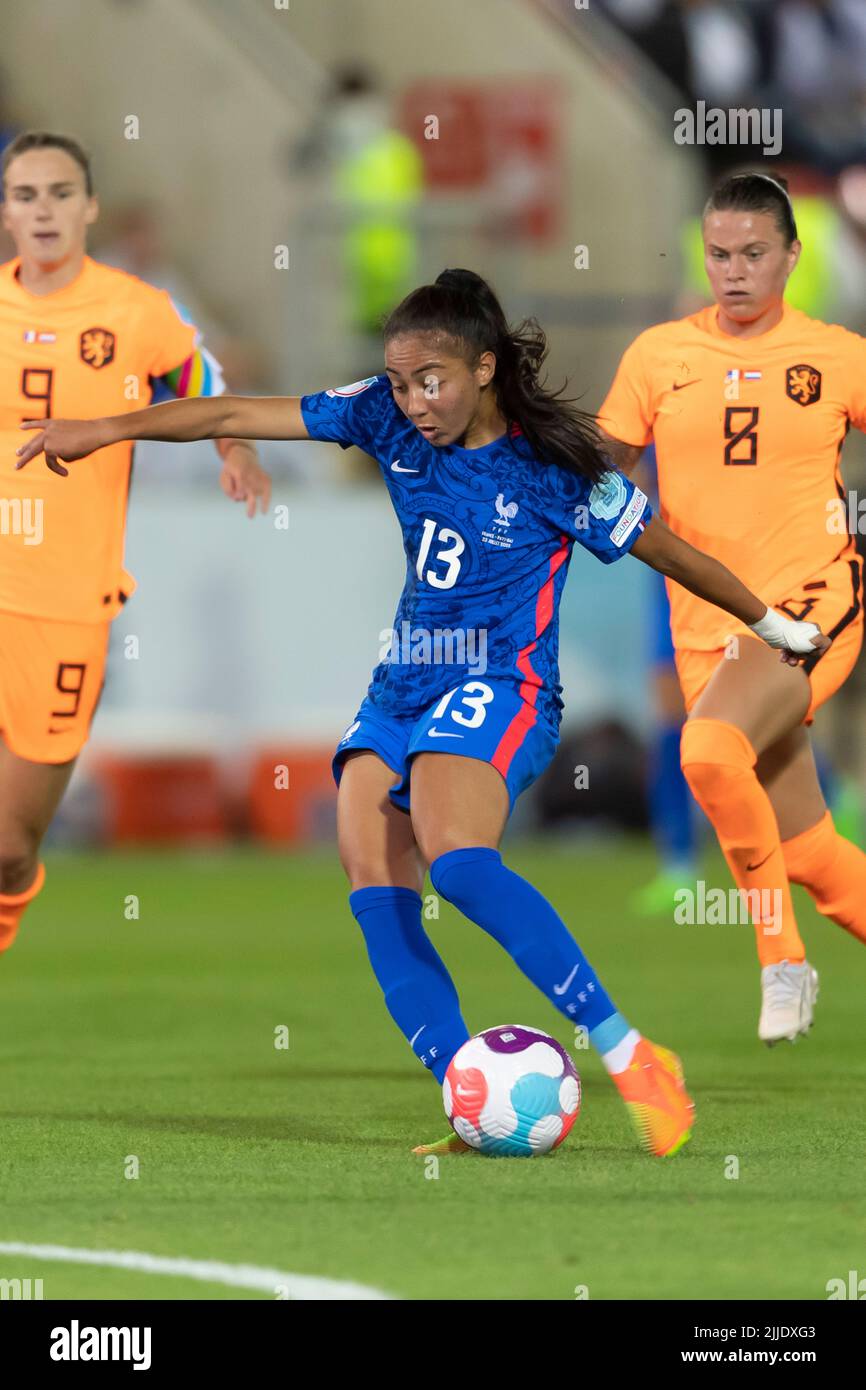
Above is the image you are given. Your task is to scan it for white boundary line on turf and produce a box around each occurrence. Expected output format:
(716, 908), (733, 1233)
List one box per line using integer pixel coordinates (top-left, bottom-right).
(0, 1243), (393, 1301)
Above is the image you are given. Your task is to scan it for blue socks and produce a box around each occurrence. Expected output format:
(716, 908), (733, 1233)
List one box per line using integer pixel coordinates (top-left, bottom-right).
(429, 846), (627, 1050)
(350, 850), (635, 1087)
(349, 886), (469, 1083)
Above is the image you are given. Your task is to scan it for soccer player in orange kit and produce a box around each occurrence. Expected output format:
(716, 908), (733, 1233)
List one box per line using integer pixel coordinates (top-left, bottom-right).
(597, 172), (866, 1045)
(0, 130), (270, 955)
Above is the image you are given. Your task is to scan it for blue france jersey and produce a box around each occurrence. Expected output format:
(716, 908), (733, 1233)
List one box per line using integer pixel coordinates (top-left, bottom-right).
(301, 375), (652, 732)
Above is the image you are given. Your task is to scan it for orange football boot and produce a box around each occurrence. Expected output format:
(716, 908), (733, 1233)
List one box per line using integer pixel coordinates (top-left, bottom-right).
(610, 1039), (694, 1157)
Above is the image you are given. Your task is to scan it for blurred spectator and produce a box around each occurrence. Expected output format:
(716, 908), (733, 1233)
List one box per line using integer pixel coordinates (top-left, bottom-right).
(290, 65), (423, 365)
(680, 0), (760, 106)
(96, 200), (265, 391)
(596, 0), (691, 96)
(756, 0), (866, 173)
(599, 0), (866, 175)
(98, 201), (209, 321)
(597, 1), (761, 172)
(769, 0), (866, 109)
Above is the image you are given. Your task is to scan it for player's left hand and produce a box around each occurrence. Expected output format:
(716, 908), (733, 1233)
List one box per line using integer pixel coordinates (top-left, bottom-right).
(749, 607), (832, 665)
(219, 443), (271, 517)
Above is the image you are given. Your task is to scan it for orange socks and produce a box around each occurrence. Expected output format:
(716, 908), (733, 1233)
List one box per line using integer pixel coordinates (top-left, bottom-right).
(782, 811), (866, 946)
(680, 719), (804, 966)
(0, 862), (46, 953)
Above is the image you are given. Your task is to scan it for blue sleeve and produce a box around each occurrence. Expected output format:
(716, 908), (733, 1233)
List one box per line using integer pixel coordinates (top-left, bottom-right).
(300, 374), (394, 453)
(550, 467), (653, 564)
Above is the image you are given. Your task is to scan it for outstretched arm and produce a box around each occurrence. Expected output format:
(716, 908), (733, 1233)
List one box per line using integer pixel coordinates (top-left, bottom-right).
(16, 395), (309, 475)
(630, 515), (831, 665)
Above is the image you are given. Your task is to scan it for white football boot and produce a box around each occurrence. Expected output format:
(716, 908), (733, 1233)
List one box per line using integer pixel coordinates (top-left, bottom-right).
(758, 960), (819, 1045)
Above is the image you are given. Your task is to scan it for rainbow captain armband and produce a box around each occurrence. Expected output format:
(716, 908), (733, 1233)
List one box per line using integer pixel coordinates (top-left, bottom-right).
(158, 345), (225, 400)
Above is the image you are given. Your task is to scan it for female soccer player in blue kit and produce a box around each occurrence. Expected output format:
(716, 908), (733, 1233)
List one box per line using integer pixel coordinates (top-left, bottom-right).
(18, 269), (827, 1157)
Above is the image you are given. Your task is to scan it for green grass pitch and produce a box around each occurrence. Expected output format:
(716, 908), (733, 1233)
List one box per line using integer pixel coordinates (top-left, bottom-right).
(1, 838), (864, 1300)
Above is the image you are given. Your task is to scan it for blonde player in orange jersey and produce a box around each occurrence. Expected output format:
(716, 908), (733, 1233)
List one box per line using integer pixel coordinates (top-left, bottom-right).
(597, 172), (866, 1045)
(0, 131), (271, 956)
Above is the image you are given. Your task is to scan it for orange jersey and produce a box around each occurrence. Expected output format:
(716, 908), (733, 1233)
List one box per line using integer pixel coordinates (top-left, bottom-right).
(0, 255), (207, 623)
(598, 302), (866, 650)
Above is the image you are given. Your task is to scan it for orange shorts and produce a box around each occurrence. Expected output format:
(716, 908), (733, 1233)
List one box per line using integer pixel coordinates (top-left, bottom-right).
(0, 609), (110, 763)
(674, 554), (864, 722)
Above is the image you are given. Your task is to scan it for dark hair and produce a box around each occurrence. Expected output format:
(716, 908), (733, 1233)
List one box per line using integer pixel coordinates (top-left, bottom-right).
(1, 131), (94, 197)
(382, 268), (610, 483)
(703, 172), (797, 245)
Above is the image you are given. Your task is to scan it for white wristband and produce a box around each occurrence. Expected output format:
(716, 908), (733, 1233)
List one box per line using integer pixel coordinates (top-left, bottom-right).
(749, 607), (820, 654)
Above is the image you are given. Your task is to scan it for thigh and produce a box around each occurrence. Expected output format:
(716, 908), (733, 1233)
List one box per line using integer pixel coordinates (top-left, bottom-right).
(405, 678), (557, 837)
(410, 753), (510, 863)
(336, 750), (424, 892)
(0, 736), (76, 841)
(688, 635), (811, 755)
(755, 726), (827, 841)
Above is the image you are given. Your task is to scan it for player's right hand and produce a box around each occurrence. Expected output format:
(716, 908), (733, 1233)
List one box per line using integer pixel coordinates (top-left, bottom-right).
(16, 418), (109, 476)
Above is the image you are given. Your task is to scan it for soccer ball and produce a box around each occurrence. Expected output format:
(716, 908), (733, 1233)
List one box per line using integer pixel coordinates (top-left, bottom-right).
(443, 1024), (581, 1157)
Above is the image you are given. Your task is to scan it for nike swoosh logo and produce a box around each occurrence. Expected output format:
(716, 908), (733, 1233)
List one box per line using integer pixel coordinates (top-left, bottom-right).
(747, 851), (773, 871)
(409, 1025), (425, 1047)
(553, 964), (579, 995)
(427, 728), (464, 739)
(672, 380), (701, 391)
(391, 460), (419, 473)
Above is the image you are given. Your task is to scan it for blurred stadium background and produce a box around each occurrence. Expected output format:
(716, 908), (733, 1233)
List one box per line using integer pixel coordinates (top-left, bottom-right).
(1, 0), (864, 856)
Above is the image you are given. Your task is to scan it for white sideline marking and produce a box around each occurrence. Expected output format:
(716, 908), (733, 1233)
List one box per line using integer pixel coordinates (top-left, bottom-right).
(0, 1242), (393, 1300)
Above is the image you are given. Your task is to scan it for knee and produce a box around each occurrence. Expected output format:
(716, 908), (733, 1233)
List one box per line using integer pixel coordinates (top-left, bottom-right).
(415, 829), (468, 872)
(780, 812), (836, 885)
(340, 857), (397, 892)
(413, 815), (498, 874)
(428, 851), (451, 898)
(429, 845), (500, 902)
(680, 719), (756, 809)
(0, 830), (41, 894)
(338, 847), (423, 895)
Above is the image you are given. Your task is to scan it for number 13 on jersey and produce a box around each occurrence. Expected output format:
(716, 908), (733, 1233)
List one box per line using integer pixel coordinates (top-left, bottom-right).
(416, 518), (465, 589)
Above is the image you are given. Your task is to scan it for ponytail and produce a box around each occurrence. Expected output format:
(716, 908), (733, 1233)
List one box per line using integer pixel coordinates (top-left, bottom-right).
(382, 268), (610, 483)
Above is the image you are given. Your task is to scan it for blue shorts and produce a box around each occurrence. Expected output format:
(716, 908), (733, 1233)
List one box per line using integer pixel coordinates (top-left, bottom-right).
(332, 678), (558, 813)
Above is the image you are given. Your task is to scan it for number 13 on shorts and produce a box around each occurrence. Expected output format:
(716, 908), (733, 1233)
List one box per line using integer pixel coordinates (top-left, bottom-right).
(409, 678), (558, 809)
(430, 681), (494, 729)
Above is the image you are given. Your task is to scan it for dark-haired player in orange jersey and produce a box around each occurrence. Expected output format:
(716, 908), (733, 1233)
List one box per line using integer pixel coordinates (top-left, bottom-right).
(598, 172), (866, 1045)
(0, 131), (270, 955)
